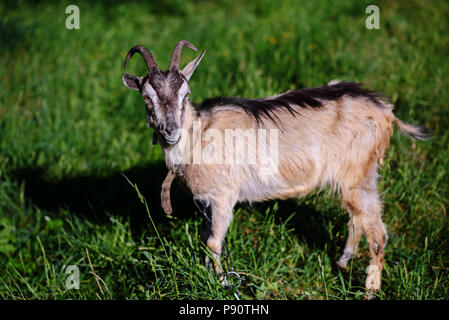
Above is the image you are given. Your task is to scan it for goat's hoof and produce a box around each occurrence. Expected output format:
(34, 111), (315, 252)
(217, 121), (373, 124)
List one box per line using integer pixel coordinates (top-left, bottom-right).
(365, 265), (381, 293)
(204, 256), (213, 271)
(364, 289), (377, 300)
(336, 259), (349, 270)
(218, 274), (226, 286)
(337, 253), (355, 270)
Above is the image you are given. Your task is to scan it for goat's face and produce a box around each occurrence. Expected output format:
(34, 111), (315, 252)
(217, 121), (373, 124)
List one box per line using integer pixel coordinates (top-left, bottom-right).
(141, 70), (190, 144)
(122, 41), (205, 146)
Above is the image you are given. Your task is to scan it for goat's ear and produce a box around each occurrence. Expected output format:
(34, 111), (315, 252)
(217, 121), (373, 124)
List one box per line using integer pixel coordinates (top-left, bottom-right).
(122, 72), (142, 91)
(181, 50), (206, 81)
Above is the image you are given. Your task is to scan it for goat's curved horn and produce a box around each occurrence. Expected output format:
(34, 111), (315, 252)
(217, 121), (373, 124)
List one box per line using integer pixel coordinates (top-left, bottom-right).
(169, 40), (198, 70)
(124, 45), (159, 72)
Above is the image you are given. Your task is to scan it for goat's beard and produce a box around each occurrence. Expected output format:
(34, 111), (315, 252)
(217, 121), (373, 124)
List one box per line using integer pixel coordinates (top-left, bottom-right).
(152, 129), (181, 147)
(164, 134), (181, 145)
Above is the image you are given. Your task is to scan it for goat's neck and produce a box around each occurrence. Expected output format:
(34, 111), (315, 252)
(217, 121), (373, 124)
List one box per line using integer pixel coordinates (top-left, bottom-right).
(162, 100), (199, 172)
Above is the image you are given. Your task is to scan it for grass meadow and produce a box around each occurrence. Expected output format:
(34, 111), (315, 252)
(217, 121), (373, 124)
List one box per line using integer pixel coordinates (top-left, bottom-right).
(0, 0), (448, 300)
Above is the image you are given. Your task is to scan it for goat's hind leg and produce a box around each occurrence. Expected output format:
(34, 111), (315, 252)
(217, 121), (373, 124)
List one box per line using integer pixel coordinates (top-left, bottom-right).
(362, 196), (387, 297)
(339, 184), (388, 297)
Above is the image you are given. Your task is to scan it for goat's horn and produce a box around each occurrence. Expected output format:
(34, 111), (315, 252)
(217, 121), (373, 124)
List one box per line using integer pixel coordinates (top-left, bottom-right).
(169, 40), (197, 70)
(124, 45), (159, 72)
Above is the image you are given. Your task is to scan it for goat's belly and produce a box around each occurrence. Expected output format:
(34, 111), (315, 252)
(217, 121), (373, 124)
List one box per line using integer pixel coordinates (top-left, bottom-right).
(237, 175), (315, 203)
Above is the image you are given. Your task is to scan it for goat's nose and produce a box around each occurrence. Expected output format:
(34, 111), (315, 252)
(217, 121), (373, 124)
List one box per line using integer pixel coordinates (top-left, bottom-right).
(165, 123), (177, 135)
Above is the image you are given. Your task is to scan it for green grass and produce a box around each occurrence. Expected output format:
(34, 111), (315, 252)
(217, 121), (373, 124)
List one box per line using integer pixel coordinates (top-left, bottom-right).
(0, 0), (448, 299)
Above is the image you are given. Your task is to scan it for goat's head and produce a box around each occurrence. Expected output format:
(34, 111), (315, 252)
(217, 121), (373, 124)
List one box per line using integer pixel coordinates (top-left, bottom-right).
(122, 40), (205, 145)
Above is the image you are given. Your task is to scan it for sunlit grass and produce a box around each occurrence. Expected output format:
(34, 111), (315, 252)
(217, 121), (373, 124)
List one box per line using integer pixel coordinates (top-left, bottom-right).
(0, 0), (448, 299)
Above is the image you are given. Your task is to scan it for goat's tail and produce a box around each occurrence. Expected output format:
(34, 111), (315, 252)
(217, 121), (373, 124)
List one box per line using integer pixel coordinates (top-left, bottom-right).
(393, 118), (432, 141)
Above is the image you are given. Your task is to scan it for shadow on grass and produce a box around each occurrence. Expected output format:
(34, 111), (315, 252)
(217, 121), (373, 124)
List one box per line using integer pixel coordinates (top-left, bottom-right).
(12, 162), (197, 234)
(13, 163), (346, 258)
(252, 199), (360, 284)
(252, 199), (345, 256)
(3, 0), (188, 16)
(0, 18), (32, 52)
(0, 0), (188, 53)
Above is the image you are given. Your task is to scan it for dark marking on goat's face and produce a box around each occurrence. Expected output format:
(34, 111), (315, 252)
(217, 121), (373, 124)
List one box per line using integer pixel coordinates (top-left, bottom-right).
(122, 42), (205, 146)
(141, 69), (190, 145)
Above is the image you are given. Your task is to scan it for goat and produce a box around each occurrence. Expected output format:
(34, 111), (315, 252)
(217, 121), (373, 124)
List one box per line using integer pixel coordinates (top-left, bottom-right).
(122, 40), (431, 297)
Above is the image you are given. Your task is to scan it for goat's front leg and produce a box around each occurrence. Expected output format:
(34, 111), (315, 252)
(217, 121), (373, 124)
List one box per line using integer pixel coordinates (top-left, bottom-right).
(205, 199), (234, 274)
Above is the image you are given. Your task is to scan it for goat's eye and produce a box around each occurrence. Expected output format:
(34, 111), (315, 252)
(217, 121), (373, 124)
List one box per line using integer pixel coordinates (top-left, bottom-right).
(143, 95), (149, 100)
